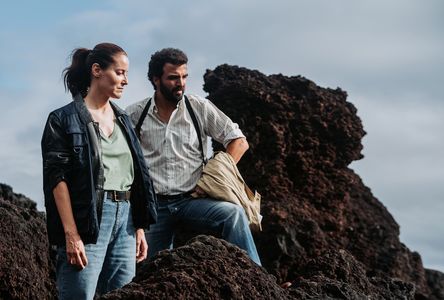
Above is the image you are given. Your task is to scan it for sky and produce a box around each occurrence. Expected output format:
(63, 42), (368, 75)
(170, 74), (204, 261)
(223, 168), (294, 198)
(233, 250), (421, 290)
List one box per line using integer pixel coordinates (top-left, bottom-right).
(0, 1), (442, 271)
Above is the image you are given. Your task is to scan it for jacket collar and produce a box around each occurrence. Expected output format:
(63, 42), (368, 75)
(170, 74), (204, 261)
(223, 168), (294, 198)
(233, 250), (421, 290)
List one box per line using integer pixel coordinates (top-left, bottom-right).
(110, 101), (126, 117)
(73, 94), (94, 125)
(73, 94), (127, 124)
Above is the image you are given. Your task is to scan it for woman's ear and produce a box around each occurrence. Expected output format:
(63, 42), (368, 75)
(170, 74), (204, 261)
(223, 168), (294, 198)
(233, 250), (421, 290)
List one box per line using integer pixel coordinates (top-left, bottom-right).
(91, 63), (102, 78)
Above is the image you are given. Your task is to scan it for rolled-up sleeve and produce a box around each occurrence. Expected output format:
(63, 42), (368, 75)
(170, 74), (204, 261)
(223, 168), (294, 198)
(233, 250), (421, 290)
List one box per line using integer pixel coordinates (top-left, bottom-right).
(203, 99), (245, 148)
(41, 113), (71, 193)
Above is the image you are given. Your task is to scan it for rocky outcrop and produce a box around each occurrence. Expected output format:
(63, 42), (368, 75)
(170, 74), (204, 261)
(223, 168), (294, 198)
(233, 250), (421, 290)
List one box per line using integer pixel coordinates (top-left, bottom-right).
(0, 183), (56, 299)
(425, 269), (444, 300)
(1, 64), (444, 299)
(202, 64), (441, 299)
(100, 235), (290, 300)
(288, 249), (415, 299)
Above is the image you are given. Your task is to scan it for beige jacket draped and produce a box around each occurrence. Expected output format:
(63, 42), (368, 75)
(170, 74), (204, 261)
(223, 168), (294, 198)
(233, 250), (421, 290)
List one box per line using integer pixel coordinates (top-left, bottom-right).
(192, 151), (262, 231)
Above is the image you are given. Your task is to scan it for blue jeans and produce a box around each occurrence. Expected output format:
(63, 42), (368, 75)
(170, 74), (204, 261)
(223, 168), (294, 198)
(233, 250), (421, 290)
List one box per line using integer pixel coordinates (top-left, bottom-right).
(56, 195), (136, 300)
(147, 195), (261, 265)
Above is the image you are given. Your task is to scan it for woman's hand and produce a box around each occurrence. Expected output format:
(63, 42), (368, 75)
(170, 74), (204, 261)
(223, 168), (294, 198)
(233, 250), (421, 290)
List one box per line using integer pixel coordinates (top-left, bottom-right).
(136, 228), (148, 263)
(65, 231), (88, 269)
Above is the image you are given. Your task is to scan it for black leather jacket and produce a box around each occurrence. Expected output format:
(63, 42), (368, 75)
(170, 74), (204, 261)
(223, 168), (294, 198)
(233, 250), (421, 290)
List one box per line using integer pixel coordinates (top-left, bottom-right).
(41, 95), (157, 246)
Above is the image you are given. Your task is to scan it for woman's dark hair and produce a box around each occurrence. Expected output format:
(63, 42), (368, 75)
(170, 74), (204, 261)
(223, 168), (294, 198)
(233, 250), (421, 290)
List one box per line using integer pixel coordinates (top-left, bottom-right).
(147, 48), (188, 90)
(63, 43), (127, 97)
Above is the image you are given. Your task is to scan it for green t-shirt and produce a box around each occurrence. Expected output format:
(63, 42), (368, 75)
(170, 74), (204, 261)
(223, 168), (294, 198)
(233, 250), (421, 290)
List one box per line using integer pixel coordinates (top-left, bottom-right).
(101, 121), (134, 191)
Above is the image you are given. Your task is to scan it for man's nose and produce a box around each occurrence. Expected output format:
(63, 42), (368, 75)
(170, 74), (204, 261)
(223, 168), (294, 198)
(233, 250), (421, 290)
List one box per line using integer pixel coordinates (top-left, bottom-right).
(177, 77), (185, 87)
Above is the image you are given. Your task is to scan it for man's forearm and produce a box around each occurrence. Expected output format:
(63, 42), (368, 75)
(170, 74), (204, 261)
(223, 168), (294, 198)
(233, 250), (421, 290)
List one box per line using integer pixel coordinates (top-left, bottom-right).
(226, 137), (249, 164)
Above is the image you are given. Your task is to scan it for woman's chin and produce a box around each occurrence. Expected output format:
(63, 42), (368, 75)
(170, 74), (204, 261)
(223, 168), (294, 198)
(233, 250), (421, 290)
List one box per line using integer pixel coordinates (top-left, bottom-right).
(111, 92), (123, 99)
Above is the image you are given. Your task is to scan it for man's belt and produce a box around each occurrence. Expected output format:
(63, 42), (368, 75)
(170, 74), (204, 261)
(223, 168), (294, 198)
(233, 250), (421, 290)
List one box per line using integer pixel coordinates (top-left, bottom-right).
(156, 192), (193, 201)
(106, 190), (131, 202)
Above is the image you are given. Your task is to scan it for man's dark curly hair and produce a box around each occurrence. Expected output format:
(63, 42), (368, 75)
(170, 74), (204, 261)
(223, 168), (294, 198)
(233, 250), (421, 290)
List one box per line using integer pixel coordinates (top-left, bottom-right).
(147, 48), (188, 90)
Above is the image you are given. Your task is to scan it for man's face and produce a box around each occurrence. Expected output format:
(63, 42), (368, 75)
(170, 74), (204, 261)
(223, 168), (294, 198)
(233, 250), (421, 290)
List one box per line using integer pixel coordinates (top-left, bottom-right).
(155, 63), (188, 104)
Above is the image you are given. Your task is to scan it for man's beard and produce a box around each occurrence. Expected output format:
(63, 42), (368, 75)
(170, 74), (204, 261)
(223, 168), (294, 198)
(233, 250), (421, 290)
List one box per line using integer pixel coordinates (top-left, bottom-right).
(159, 80), (184, 105)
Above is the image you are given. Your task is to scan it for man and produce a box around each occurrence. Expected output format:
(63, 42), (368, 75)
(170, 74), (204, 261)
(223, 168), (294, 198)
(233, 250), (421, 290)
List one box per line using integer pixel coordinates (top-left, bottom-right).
(126, 48), (261, 265)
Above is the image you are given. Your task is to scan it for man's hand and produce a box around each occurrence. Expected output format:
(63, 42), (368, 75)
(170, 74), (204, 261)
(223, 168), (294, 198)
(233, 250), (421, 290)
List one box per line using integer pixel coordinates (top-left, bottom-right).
(136, 228), (148, 263)
(65, 231), (88, 269)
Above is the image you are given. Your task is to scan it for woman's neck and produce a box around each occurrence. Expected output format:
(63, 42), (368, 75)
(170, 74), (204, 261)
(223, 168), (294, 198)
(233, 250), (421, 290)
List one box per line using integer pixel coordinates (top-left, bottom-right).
(84, 89), (110, 111)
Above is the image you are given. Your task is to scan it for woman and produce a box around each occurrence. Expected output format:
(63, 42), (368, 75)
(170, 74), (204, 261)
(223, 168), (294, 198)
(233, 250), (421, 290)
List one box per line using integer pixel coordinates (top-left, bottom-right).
(41, 43), (157, 299)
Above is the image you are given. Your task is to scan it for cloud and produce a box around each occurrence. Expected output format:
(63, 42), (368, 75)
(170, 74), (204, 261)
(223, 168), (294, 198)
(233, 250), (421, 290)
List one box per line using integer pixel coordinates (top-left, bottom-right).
(350, 91), (444, 270)
(0, 0), (443, 271)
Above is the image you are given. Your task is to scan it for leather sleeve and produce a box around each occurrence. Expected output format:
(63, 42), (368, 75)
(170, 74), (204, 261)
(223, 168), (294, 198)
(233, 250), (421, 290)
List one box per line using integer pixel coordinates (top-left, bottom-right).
(41, 112), (71, 194)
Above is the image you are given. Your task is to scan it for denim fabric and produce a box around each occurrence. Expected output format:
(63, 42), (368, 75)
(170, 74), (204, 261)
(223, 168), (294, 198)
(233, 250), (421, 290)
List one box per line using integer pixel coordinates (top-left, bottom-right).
(56, 195), (136, 300)
(146, 196), (261, 265)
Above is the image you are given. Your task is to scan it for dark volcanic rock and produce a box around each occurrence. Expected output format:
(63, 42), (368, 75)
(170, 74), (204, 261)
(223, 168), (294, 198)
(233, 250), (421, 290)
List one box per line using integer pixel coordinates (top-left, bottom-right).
(201, 64), (437, 299)
(0, 183), (56, 299)
(2, 64), (443, 299)
(289, 249), (415, 299)
(425, 269), (444, 300)
(99, 235), (289, 300)
(0, 183), (37, 210)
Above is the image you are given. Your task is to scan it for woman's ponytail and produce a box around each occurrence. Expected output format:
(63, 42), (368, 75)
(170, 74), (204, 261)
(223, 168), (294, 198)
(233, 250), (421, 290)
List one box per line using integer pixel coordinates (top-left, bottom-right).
(63, 48), (91, 98)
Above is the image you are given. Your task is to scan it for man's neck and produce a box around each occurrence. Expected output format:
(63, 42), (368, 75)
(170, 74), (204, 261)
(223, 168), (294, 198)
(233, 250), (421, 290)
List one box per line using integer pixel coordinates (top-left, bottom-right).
(156, 90), (181, 108)
(154, 91), (178, 123)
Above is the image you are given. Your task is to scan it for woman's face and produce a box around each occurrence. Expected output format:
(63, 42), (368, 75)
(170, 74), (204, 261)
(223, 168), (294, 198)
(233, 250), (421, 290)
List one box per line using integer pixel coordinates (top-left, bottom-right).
(93, 53), (129, 99)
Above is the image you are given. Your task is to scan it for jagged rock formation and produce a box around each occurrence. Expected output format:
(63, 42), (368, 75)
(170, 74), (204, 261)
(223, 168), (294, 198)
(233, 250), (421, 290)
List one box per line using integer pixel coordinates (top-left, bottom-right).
(425, 269), (444, 300)
(1, 64), (444, 299)
(99, 235), (289, 300)
(289, 249), (415, 299)
(0, 183), (56, 299)
(202, 64), (443, 299)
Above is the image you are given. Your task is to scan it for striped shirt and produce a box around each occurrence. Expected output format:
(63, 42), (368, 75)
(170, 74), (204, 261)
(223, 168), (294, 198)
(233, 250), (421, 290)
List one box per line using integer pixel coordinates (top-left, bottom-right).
(126, 93), (245, 195)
